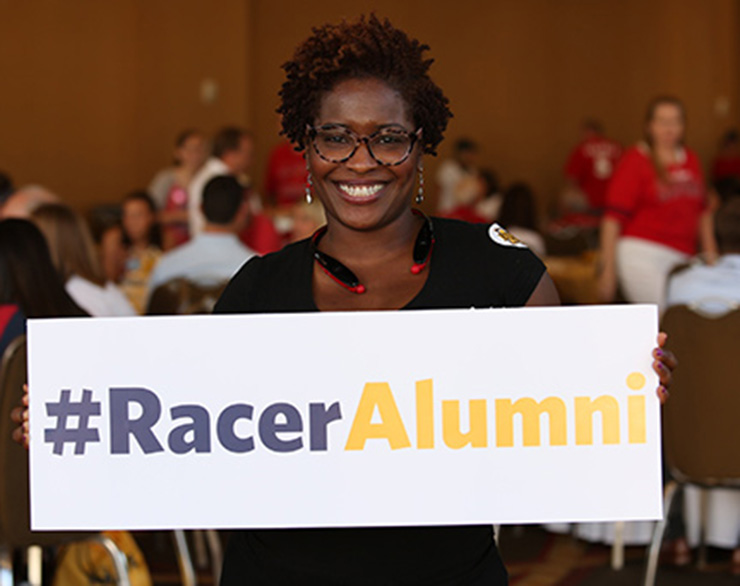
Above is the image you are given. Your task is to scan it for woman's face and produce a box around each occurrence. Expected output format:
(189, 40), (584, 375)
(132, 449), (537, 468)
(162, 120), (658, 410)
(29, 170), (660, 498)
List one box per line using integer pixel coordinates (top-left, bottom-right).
(647, 103), (684, 150)
(176, 134), (207, 170)
(122, 199), (155, 244)
(307, 77), (420, 232)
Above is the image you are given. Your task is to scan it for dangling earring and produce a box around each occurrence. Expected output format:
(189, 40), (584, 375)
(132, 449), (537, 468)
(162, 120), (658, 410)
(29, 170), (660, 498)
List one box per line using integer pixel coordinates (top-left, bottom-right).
(415, 162), (424, 205)
(305, 160), (313, 204)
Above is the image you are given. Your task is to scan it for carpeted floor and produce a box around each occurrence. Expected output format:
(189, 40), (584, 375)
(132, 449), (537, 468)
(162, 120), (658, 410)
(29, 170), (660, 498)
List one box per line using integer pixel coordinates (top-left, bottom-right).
(500, 526), (740, 586)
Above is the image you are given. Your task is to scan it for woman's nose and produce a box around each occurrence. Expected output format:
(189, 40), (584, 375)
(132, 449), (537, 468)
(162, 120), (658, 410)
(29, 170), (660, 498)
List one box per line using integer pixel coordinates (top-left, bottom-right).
(345, 138), (378, 171)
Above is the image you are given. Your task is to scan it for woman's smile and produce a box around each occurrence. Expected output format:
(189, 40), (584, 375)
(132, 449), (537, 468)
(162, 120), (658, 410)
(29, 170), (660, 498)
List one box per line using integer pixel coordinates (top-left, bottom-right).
(331, 180), (391, 206)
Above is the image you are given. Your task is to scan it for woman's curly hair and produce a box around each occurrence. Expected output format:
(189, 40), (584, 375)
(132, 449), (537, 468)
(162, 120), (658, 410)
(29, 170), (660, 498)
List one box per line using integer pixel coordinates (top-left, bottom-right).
(278, 14), (452, 155)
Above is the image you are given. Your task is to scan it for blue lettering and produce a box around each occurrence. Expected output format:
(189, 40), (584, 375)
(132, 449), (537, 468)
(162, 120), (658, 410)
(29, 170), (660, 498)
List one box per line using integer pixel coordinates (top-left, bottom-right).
(109, 388), (164, 454)
(168, 404), (211, 454)
(217, 404), (254, 453)
(259, 403), (303, 452)
(309, 402), (342, 451)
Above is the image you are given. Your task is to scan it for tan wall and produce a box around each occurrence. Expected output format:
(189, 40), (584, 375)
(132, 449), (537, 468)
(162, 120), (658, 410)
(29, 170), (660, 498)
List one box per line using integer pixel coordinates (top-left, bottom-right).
(0, 0), (250, 210)
(0, 2), (139, 209)
(134, 1), (252, 189)
(1, 0), (739, 213)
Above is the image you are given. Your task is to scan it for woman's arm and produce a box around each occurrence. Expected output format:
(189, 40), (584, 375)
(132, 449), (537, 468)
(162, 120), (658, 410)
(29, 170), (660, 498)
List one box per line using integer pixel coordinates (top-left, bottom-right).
(598, 216), (621, 302)
(524, 273), (560, 307)
(698, 209), (718, 264)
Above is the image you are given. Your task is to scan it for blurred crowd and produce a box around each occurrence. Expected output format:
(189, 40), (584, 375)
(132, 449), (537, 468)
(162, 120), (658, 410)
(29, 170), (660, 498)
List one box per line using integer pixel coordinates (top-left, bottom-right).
(1, 105), (739, 321)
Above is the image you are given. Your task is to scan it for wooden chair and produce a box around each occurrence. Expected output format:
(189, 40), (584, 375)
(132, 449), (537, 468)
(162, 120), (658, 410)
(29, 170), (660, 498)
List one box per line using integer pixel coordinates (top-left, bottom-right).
(146, 278), (227, 316)
(0, 335), (130, 586)
(643, 305), (740, 585)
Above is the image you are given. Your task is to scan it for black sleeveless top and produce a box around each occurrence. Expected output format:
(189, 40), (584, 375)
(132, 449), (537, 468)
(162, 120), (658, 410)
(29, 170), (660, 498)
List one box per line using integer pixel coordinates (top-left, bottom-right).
(215, 218), (546, 586)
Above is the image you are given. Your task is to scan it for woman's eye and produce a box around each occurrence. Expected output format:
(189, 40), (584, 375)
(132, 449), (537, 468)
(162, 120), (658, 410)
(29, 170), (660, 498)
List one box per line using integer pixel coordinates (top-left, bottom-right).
(376, 134), (406, 145)
(322, 133), (351, 145)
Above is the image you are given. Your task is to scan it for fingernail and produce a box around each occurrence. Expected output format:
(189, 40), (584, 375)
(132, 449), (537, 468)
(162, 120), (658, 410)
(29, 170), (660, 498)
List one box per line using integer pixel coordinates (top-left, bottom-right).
(656, 349), (664, 358)
(659, 386), (669, 397)
(656, 362), (664, 370)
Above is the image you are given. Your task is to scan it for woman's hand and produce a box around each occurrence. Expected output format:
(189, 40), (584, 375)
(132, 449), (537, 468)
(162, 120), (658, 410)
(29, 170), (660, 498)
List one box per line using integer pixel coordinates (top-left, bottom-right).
(10, 384), (29, 449)
(652, 332), (677, 405)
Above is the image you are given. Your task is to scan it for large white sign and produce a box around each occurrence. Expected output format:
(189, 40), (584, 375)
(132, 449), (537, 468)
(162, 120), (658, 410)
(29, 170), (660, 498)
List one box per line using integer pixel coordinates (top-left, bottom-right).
(28, 305), (661, 530)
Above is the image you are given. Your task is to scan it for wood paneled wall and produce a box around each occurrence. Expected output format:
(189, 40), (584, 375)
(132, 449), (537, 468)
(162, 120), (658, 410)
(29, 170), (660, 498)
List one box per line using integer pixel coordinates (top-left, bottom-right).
(0, 1), (250, 209)
(1, 0), (738, 212)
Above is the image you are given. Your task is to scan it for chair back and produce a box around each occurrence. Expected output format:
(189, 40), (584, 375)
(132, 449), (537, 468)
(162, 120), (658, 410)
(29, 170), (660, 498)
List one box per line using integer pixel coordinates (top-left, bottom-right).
(146, 278), (227, 315)
(660, 305), (740, 486)
(0, 334), (89, 546)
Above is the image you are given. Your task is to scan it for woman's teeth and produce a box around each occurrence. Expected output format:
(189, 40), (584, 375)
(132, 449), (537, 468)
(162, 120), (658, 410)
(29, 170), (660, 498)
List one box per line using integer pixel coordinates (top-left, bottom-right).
(338, 183), (384, 197)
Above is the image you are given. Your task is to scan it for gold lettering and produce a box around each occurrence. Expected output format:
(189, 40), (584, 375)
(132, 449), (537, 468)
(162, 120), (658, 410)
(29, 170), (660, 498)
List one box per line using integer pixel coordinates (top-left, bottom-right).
(415, 379), (434, 449)
(495, 397), (567, 447)
(345, 383), (411, 451)
(575, 396), (620, 445)
(442, 399), (488, 449)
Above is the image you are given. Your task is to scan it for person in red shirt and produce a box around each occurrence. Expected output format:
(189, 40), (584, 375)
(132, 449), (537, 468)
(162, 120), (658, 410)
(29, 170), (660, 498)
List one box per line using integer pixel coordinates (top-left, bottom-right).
(711, 129), (740, 183)
(563, 119), (622, 214)
(599, 97), (716, 311)
(263, 140), (308, 209)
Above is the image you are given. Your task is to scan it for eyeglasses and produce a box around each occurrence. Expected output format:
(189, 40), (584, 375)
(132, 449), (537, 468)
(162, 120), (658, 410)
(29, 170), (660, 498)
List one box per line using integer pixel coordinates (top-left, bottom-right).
(308, 125), (421, 166)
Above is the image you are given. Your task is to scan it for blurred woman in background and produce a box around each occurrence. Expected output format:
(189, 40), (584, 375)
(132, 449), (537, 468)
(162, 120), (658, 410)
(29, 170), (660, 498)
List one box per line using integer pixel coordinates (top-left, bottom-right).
(148, 129), (208, 250)
(0, 219), (86, 355)
(599, 96), (715, 311)
(498, 182), (546, 257)
(31, 204), (135, 317)
(100, 191), (162, 314)
(289, 200), (326, 243)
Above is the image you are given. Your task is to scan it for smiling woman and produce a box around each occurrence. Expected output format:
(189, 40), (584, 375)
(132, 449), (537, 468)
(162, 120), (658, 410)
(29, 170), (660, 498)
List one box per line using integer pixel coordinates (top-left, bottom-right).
(208, 13), (675, 586)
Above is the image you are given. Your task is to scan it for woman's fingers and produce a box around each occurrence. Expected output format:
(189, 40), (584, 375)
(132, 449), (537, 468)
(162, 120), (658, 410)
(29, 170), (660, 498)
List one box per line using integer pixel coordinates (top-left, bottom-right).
(652, 332), (677, 405)
(10, 404), (27, 424)
(11, 383), (30, 448)
(11, 420), (28, 448)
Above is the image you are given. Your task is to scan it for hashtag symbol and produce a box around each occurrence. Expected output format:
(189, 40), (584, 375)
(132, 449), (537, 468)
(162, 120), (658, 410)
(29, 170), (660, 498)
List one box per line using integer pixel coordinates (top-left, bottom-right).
(44, 389), (101, 455)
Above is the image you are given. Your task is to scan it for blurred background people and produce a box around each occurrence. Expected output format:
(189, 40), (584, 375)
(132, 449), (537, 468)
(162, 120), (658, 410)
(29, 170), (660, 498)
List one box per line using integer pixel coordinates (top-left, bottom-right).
(497, 182), (546, 257)
(289, 199), (326, 243)
(711, 128), (740, 183)
(100, 191), (162, 314)
(148, 129), (208, 250)
(440, 168), (501, 225)
(599, 96), (715, 311)
(0, 185), (59, 219)
(666, 195), (740, 314)
(0, 171), (14, 211)
(148, 175), (255, 292)
(562, 118), (622, 218)
(474, 168), (503, 222)
(262, 131), (310, 243)
(0, 219), (87, 355)
(188, 126), (254, 236)
(435, 137), (480, 214)
(31, 203), (136, 317)
(264, 139), (307, 210)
